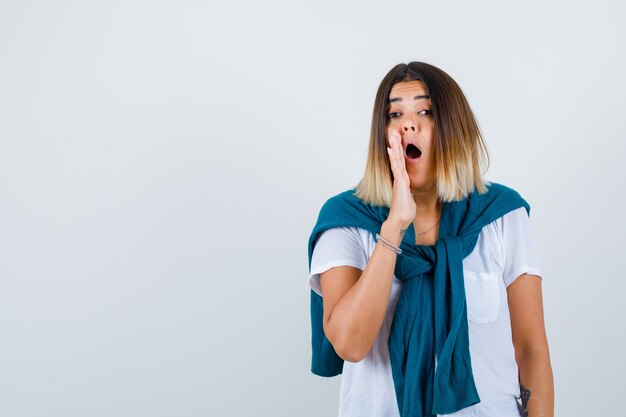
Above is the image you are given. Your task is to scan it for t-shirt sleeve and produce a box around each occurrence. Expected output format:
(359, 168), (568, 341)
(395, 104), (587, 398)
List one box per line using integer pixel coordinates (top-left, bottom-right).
(309, 227), (368, 297)
(501, 206), (543, 287)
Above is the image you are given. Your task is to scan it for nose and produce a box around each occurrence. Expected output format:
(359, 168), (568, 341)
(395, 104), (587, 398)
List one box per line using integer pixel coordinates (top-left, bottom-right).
(402, 118), (416, 133)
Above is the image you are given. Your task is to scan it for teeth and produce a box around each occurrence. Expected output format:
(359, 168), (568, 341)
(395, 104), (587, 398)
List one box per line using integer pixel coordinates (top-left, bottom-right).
(406, 144), (422, 159)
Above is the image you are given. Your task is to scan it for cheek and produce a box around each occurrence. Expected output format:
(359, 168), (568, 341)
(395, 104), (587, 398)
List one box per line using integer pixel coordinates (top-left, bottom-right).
(422, 127), (435, 147)
(384, 125), (394, 146)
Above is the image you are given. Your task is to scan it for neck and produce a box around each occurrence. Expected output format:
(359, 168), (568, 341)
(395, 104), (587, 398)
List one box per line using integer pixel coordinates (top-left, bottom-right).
(411, 188), (441, 214)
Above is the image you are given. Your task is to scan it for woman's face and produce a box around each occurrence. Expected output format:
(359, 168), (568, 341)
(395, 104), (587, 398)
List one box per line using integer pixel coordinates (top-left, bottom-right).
(386, 80), (437, 192)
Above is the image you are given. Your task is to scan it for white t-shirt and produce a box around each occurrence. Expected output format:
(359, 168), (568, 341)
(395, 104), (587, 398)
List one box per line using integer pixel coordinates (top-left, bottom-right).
(309, 206), (543, 417)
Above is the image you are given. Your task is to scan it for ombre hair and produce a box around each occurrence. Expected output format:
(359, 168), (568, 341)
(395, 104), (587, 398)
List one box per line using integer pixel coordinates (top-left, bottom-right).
(355, 62), (490, 206)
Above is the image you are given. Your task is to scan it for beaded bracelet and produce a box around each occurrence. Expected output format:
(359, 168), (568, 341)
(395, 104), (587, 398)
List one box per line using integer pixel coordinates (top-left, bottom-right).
(375, 233), (402, 255)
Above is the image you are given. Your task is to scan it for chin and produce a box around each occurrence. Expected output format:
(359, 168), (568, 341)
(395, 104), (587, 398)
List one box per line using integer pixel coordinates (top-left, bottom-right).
(409, 177), (437, 192)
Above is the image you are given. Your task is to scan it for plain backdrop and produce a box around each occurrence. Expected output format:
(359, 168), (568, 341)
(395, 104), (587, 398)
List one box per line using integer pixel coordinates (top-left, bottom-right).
(1, 1), (625, 416)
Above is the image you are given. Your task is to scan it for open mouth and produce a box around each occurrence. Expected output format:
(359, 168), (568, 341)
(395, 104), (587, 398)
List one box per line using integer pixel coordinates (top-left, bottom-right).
(405, 144), (422, 159)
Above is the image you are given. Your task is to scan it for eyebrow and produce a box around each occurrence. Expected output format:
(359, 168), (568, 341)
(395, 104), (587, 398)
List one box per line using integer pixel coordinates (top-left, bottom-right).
(387, 95), (430, 103)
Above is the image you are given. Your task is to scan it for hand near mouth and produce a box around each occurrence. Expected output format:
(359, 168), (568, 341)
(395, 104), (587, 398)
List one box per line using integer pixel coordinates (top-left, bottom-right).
(386, 130), (416, 230)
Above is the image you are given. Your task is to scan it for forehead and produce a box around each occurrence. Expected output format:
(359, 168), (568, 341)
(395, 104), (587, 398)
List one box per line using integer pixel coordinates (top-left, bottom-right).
(389, 80), (429, 98)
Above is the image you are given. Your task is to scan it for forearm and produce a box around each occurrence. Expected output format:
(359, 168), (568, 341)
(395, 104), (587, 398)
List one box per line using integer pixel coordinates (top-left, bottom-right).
(517, 350), (554, 417)
(328, 219), (405, 362)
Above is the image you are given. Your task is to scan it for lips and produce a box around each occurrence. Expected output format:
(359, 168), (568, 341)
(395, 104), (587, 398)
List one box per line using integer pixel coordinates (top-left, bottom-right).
(405, 143), (422, 159)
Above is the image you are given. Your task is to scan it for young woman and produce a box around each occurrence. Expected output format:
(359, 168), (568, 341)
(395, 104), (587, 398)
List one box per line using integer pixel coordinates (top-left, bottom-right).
(307, 62), (553, 417)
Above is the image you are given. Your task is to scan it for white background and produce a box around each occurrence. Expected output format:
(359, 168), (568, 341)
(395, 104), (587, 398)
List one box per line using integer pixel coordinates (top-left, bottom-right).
(1, 1), (624, 416)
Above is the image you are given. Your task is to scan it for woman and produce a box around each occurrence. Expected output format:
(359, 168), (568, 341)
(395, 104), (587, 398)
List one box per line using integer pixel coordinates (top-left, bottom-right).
(307, 62), (553, 417)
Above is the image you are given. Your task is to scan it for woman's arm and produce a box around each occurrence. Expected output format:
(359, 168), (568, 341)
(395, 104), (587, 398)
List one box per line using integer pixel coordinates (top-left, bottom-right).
(319, 219), (405, 363)
(507, 273), (554, 417)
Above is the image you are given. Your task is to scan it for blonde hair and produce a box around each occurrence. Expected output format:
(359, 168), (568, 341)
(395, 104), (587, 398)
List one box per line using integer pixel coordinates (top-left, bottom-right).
(355, 62), (490, 206)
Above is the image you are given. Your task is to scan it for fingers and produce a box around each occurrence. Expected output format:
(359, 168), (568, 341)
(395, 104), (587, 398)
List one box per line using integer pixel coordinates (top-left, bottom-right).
(387, 131), (407, 180)
(387, 134), (399, 176)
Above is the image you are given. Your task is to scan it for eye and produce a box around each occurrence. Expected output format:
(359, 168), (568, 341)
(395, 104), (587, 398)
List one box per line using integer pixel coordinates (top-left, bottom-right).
(387, 112), (401, 120)
(418, 109), (433, 116)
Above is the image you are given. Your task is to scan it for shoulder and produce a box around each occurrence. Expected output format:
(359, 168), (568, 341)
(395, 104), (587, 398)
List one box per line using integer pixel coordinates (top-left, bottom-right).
(492, 206), (530, 235)
(488, 184), (532, 238)
(477, 181), (531, 218)
(317, 188), (366, 217)
(313, 187), (389, 233)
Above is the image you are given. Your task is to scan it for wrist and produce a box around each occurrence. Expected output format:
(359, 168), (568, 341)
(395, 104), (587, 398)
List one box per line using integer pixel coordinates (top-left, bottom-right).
(380, 219), (406, 247)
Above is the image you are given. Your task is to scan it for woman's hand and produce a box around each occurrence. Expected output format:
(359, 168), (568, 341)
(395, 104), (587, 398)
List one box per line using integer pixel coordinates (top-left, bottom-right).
(386, 130), (416, 230)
